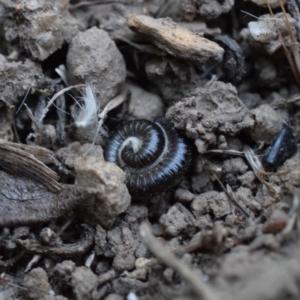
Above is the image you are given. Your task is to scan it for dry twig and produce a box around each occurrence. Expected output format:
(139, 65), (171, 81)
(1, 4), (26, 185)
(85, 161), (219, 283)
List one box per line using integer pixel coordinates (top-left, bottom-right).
(268, 0), (300, 85)
(69, 0), (128, 10)
(139, 222), (220, 300)
(204, 149), (244, 156)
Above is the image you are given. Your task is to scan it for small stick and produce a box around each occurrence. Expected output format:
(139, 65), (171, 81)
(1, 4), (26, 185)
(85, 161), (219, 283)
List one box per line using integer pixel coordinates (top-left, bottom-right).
(25, 255), (41, 273)
(57, 216), (75, 236)
(139, 222), (219, 300)
(278, 0), (300, 77)
(24, 103), (42, 132)
(287, 0), (300, 42)
(204, 149), (244, 156)
(267, 1), (300, 86)
(69, 0), (127, 10)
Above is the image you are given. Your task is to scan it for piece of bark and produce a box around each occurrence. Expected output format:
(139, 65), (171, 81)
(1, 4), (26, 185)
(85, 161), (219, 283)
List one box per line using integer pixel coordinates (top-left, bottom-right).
(127, 15), (224, 64)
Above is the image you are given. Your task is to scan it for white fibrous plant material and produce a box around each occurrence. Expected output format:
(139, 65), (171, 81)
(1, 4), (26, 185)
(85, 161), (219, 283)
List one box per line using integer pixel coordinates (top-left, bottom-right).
(127, 292), (139, 300)
(71, 85), (107, 142)
(72, 86), (98, 128)
(55, 64), (68, 85)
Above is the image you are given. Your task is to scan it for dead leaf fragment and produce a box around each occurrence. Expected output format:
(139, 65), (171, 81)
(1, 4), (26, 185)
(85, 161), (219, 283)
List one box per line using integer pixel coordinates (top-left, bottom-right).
(0, 140), (60, 193)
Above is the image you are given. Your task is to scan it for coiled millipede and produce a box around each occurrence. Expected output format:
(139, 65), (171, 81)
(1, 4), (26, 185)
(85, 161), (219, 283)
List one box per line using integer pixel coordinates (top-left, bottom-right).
(104, 119), (192, 198)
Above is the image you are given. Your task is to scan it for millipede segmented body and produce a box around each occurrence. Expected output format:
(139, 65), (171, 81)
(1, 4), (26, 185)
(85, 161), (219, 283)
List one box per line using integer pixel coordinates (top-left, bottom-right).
(104, 119), (192, 198)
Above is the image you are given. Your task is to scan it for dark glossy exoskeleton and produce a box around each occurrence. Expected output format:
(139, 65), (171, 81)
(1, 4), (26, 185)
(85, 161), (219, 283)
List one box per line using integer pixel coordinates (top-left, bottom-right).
(263, 124), (297, 171)
(104, 119), (192, 198)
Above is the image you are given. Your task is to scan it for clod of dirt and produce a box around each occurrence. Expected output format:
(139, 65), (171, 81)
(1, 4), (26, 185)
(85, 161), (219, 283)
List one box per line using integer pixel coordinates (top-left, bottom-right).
(262, 209), (288, 233)
(255, 183), (281, 208)
(191, 156), (212, 192)
(181, 0), (234, 20)
(123, 205), (148, 224)
(159, 203), (197, 236)
(42, 296), (69, 300)
(71, 267), (98, 300)
(254, 60), (278, 88)
(67, 27), (126, 106)
(223, 157), (249, 175)
(166, 81), (254, 153)
(216, 248), (300, 300)
(238, 171), (256, 189)
(2, 0), (64, 60)
(237, 187), (262, 214)
(56, 142), (104, 169)
(250, 104), (285, 143)
(95, 205), (148, 271)
(191, 191), (231, 219)
(128, 15), (224, 65)
(275, 151), (300, 187)
(0, 274), (18, 300)
(127, 83), (165, 120)
(241, 13), (296, 55)
(52, 260), (76, 296)
(22, 267), (52, 300)
(110, 227), (138, 270)
(104, 295), (123, 300)
(111, 277), (147, 298)
(174, 188), (195, 203)
(59, 8), (85, 44)
(0, 56), (44, 107)
(74, 156), (131, 228)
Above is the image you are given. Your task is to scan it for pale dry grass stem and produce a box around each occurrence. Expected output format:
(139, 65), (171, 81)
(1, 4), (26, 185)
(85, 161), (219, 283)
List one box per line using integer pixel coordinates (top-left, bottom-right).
(268, 0), (300, 86)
